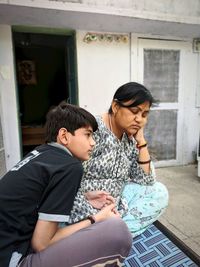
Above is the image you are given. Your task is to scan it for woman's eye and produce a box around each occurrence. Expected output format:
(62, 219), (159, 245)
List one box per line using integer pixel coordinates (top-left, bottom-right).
(130, 108), (138, 114)
(142, 112), (149, 118)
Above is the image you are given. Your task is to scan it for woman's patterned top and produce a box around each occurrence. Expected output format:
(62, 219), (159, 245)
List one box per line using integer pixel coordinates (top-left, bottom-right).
(69, 116), (156, 223)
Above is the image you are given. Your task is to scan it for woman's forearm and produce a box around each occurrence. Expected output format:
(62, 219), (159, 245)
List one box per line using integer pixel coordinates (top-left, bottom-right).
(137, 140), (151, 174)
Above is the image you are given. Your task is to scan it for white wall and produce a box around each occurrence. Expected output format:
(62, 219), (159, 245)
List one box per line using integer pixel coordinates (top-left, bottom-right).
(6, 0), (200, 21)
(30, 0), (200, 25)
(76, 30), (200, 165)
(0, 26), (199, 166)
(0, 25), (21, 170)
(76, 31), (130, 115)
(1, 1), (200, 38)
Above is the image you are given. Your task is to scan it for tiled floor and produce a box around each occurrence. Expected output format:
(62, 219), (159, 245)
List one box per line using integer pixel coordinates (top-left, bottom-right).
(156, 164), (200, 256)
(124, 224), (198, 267)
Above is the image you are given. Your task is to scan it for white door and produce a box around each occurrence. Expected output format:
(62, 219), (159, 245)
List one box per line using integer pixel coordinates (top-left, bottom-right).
(131, 38), (191, 167)
(0, 113), (7, 178)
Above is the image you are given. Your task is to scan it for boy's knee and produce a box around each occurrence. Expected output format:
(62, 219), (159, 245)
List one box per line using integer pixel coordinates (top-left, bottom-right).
(103, 218), (132, 254)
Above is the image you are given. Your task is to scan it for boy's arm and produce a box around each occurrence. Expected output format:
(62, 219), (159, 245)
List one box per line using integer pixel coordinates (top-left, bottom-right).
(31, 203), (120, 252)
(31, 219), (93, 251)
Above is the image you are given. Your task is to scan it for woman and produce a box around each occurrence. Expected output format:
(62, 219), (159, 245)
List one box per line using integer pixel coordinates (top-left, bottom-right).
(70, 82), (168, 236)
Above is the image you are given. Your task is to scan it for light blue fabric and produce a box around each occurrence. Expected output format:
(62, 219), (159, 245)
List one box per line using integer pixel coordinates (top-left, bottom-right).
(121, 181), (169, 236)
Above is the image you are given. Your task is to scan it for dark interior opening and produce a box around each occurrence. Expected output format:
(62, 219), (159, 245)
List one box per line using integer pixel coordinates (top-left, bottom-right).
(13, 32), (74, 156)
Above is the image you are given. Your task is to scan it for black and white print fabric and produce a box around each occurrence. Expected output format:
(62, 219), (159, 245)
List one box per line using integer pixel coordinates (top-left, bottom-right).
(69, 116), (156, 223)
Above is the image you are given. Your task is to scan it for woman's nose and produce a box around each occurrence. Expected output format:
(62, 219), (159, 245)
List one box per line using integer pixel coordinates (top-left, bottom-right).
(135, 113), (142, 122)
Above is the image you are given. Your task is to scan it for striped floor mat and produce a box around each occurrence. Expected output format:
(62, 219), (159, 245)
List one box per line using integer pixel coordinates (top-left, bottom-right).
(124, 224), (199, 267)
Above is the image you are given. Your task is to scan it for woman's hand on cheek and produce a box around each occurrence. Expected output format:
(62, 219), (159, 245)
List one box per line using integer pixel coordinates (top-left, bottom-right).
(133, 127), (146, 145)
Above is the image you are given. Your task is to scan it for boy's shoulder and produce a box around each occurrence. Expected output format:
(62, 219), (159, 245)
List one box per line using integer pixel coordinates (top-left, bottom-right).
(31, 143), (70, 156)
(10, 144), (80, 173)
(34, 143), (80, 164)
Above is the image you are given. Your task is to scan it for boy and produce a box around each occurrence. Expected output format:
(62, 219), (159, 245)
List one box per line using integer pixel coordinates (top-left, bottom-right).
(0, 102), (132, 267)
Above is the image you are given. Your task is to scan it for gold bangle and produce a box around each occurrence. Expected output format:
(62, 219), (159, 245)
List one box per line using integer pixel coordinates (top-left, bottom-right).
(137, 159), (151, 164)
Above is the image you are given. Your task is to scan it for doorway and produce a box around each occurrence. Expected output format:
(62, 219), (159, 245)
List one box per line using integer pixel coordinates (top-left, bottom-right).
(131, 37), (190, 166)
(12, 30), (78, 156)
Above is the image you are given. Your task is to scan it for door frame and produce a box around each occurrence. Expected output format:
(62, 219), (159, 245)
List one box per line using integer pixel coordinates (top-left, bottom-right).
(12, 26), (78, 158)
(131, 37), (192, 167)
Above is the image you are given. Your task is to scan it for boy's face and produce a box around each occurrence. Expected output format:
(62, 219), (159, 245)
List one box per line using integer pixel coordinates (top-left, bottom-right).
(66, 126), (95, 161)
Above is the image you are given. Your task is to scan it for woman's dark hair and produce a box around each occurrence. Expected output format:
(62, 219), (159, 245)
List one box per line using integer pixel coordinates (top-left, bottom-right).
(108, 82), (156, 114)
(45, 101), (98, 143)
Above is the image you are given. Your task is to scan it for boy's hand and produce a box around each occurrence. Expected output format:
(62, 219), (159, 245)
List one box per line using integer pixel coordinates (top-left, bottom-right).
(85, 191), (115, 209)
(94, 203), (121, 222)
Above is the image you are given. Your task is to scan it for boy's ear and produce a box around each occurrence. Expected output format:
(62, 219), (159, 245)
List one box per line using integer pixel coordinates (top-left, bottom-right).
(57, 128), (70, 145)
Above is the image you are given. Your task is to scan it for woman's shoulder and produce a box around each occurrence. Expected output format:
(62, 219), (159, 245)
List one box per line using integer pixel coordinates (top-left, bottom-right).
(95, 115), (108, 132)
(93, 115), (114, 145)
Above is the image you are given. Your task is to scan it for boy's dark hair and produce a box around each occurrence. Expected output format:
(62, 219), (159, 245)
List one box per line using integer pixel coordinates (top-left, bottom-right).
(45, 101), (98, 143)
(108, 82), (156, 114)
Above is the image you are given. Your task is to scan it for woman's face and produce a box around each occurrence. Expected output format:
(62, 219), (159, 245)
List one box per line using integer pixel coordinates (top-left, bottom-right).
(112, 100), (150, 136)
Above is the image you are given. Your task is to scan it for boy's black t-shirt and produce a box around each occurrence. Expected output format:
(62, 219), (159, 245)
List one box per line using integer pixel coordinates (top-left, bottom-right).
(0, 144), (83, 267)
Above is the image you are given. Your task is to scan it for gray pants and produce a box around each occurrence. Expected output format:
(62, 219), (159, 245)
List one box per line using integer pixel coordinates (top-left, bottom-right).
(19, 218), (132, 267)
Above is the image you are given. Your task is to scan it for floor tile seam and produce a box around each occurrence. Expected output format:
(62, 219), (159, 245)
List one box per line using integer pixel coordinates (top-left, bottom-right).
(161, 220), (190, 239)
